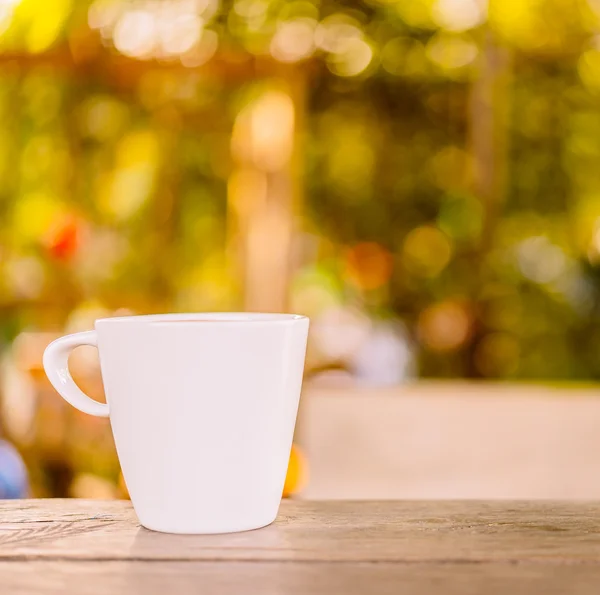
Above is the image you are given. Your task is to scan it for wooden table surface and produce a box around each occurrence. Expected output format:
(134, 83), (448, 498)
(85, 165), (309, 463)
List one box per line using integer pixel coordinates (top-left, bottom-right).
(2, 500), (600, 594)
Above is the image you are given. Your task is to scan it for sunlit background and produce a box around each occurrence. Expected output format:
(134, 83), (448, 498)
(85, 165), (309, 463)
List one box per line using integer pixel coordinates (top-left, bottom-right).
(3, 0), (600, 499)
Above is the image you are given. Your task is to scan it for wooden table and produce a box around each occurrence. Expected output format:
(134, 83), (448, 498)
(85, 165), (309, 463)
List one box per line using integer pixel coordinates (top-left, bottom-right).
(2, 500), (600, 594)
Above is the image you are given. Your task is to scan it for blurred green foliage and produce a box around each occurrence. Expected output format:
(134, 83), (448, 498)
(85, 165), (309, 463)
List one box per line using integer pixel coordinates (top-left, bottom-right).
(3, 0), (600, 380)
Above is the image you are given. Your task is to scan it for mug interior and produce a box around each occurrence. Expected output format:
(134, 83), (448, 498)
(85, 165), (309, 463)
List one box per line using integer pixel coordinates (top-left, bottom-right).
(95, 313), (306, 326)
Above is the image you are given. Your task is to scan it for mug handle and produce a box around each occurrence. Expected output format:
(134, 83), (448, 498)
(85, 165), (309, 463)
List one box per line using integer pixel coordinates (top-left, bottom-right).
(43, 331), (109, 418)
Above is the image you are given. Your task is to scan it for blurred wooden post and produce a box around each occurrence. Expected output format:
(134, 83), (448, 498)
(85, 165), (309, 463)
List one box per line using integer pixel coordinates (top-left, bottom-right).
(227, 63), (306, 312)
(466, 24), (512, 377)
(469, 28), (512, 246)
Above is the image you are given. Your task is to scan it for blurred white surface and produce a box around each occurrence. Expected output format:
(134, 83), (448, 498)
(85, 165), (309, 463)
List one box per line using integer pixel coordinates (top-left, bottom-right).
(299, 382), (600, 499)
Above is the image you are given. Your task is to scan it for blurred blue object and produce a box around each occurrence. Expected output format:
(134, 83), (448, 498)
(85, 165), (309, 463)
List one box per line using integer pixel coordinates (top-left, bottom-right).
(0, 440), (28, 499)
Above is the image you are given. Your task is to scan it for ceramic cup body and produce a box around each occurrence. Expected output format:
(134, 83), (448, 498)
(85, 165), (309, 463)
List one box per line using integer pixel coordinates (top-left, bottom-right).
(43, 313), (309, 534)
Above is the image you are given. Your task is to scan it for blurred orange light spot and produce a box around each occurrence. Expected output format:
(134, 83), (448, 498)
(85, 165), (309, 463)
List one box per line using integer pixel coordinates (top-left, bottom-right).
(418, 300), (473, 352)
(345, 242), (393, 290)
(45, 216), (81, 261)
(118, 472), (129, 499)
(231, 91), (295, 172)
(70, 473), (118, 499)
(283, 444), (307, 498)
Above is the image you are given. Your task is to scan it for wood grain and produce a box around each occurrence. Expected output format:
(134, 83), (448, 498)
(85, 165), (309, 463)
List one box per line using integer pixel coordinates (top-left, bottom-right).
(3, 561), (600, 595)
(1, 500), (600, 562)
(2, 499), (600, 593)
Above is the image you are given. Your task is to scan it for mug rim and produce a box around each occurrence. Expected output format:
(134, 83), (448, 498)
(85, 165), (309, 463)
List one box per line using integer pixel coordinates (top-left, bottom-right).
(95, 312), (308, 326)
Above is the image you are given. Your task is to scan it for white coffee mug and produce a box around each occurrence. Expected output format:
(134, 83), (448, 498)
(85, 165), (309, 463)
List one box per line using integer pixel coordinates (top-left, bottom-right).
(43, 313), (309, 534)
